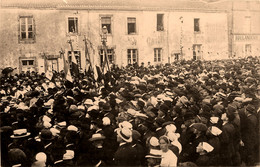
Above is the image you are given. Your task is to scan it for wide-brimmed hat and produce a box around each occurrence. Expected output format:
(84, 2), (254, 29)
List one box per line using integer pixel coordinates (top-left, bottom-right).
(149, 136), (159, 147)
(89, 133), (106, 141)
(145, 149), (162, 159)
(190, 123), (207, 132)
(197, 142), (214, 153)
(84, 99), (93, 105)
(209, 126), (222, 136)
(56, 121), (67, 129)
(116, 128), (132, 143)
(119, 121), (133, 130)
(11, 129), (31, 138)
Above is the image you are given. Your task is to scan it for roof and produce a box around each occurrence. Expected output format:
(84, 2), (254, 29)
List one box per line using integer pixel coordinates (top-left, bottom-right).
(1, 0), (232, 11)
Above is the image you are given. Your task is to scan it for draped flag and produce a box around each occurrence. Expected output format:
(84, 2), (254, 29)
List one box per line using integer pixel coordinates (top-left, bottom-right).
(63, 52), (73, 82)
(84, 59), (91, 75)
(71, 51), (79, 77)
(45, 70), (53, 80)
(93, 65), (99, 81)
(62, 52), (69, 76)
(95, 65), (104, 82)
(66, 69), (73, 83)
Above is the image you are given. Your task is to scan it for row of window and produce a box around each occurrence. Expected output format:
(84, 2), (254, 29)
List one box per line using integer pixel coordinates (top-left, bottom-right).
(19, 14), (200, 42)
(70, 15), (200, 34)
(100, 48), (162, 66)
(21, 48), (163, 71)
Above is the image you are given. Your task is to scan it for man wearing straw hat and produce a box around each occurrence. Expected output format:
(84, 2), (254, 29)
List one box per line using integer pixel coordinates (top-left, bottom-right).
(113, 127), (136, 166)
(145, 149), (162, 167)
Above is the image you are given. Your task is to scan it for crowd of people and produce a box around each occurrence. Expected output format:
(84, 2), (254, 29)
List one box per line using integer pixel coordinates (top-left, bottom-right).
(1, 57), (260, 167)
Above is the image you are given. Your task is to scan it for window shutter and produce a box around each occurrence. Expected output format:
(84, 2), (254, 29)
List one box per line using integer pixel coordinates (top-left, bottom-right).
(33, 17), (36, 42)
(101, 17), (111, 24)
(112, 50), (115, 62)
(18, 16), (21, 43)
(136, 49), (138, 64)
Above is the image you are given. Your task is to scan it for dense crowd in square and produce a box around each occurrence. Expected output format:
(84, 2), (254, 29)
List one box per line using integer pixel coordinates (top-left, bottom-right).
(1, 57), (260, 167)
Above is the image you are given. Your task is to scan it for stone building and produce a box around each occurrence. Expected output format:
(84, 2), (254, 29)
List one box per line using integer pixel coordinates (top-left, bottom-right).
(0, 0), (259, 73)
(231, 1), (260, 58)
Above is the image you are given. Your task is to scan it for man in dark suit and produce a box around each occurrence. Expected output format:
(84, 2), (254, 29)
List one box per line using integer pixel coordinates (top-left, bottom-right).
(113, 127), (136, 166)
(242, 104), (258, 166)
(219, 111), (236, 166)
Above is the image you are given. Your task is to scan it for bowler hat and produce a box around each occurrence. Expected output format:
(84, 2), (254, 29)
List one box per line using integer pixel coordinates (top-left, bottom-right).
(246, 104), (255, 114)
(191, 123), (207, 132)
(39, 129), (54, 140)
(102, 103), (112, 111)
(184, 112), (195, 121)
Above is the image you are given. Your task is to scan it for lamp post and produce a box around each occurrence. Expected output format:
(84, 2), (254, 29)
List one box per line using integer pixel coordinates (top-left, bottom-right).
(101, 26), (110, 72)
(179, 16), (183, 60)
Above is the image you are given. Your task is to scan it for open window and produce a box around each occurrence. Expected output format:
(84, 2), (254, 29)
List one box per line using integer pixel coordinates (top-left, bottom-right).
(68, 17), (78, 34)
(157, 14), (164, 31)
(127, 17), (136, 34)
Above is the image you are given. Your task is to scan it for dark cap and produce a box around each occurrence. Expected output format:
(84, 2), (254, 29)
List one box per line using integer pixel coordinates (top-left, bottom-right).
(246, 104), (255, 114)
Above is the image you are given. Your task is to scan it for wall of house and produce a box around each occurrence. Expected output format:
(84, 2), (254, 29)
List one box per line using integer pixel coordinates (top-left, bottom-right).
(232, 1), (260, 58)
(0, 7), (229, 73)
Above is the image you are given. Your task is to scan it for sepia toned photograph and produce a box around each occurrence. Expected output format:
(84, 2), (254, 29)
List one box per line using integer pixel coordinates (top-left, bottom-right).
(0, 0), (260, 166)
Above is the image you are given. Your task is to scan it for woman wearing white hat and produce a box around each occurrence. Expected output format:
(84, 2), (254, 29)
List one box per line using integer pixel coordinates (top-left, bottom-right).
(195, 142), (214, 166)
(159, 136), (178, 167)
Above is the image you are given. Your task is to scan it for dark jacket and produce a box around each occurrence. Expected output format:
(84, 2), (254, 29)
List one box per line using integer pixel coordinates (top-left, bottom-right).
(219, 122), (235, 159)
(113, 142), (136, 166)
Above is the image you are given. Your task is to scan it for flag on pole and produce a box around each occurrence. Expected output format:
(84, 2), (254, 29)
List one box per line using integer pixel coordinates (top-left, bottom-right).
(45, 70), (53, 80)
(84, 59), (91, 74)
(71, 51), (79, 77)
(63, 51), (73, 82)
(93, 65), (99, 81)
(66, 69), (73, 83)
(62, 52), (69, 76)
(95, 65), (104, 82)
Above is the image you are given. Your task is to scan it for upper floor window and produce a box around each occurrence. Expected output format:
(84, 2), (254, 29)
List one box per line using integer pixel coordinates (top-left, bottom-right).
(194, 18), (200, 32)
(154, 48), (162, 62)
(127, 17), (136, 34)
(68, 17), (78, 34)
(157, 14), (164, 31)
(19, 16), (35, 43)
(101, 17), (112, 34)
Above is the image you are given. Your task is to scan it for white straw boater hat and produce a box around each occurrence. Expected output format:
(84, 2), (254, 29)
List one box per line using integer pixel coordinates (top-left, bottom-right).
(11, 129), (31, 138)
(89, 133), (106, 142)
(116, 127), (132, 143)
(145, 149), (162, 159)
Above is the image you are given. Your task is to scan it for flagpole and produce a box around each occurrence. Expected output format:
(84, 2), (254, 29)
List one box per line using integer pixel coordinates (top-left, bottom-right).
(83, 35), (93, 72)
(67, 37), (79, 78)
(101, 26), (110, 73)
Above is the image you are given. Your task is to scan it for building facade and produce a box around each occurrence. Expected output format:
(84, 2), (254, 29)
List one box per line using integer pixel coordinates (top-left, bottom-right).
(0, 0), (259, 73)
(231, 1), (260, 58)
